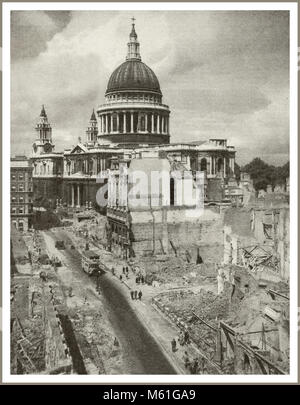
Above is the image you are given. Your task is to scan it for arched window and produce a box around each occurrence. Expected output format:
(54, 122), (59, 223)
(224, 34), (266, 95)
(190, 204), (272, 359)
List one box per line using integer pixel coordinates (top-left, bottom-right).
(200, 158), (207, 172)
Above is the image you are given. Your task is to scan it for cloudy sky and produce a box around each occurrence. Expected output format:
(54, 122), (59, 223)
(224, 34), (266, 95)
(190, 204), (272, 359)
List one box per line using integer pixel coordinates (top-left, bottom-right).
(11, 10), (289, 165)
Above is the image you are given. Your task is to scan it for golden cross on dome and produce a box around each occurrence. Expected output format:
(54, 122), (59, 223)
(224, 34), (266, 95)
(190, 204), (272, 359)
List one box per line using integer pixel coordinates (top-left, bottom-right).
(131, 16), (136, 24)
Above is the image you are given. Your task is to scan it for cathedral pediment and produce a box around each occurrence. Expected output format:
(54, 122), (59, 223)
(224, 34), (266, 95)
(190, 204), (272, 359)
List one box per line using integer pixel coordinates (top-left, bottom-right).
(70, 143), (88, 154)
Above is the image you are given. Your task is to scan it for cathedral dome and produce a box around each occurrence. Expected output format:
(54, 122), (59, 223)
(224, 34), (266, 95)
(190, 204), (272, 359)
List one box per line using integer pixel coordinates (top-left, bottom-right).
(106, 60), (161, 95)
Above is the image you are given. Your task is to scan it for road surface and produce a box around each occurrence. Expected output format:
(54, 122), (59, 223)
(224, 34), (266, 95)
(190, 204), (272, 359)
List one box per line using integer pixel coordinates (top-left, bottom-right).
(45, 229), (177, 374)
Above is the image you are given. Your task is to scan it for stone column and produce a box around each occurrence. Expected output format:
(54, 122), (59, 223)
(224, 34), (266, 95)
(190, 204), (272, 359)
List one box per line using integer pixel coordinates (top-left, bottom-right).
(130, 112), (134, 133)
(77, 184), (80, 207)
(137, 113), (140, 133)
(71, 184), (74, 207)
(145, 113), (148, 132)
(117, 113), (120, 133)
(224, 157), (226, 178)
(123, 112), (126, 133)
(161, 116), (165, 134)
(209, 156), (213, 175)
(157, 115), (160, 134)
(151, 113), (154, 133)
(231, 157), (235, 174)
(105, 114), (108, 134)
(110, 114), (113, 133)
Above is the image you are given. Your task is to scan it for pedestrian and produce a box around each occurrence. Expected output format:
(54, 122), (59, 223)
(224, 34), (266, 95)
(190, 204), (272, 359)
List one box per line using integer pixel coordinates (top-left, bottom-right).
(126, 266), (129, 273)
(135, 276), (139, 284)
(130, 290), (134, 300)
(141, 275), (144, 284)
(119, 274), (123, 281)
(134, 290), (138, 299)
(138, 290), (142, 300)
(122, 266), (125, 274)
(113, 337), (119, 347)
(171, 338), (177, 353)
(184, 329), (190, 345)
(183, 351), (190, 369)
(191, 358), (199, 374)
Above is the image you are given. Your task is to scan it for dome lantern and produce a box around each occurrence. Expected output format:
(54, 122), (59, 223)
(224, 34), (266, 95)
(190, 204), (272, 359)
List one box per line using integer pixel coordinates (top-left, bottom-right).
(126, 17), (141, 61)
(97, 19), (170, 146)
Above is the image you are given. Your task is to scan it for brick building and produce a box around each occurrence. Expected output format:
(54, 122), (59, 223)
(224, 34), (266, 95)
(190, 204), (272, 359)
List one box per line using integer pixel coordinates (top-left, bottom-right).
(11, 156), (33, 232)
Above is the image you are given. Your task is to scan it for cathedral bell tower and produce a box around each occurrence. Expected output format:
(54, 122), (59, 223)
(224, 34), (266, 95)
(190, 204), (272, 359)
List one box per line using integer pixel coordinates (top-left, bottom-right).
(32, 105), (54, 155)
(86, 109), (98, 145)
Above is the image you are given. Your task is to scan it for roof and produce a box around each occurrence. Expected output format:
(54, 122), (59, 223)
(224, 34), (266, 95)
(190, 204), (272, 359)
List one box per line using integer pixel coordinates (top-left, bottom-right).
(90, 109), (97, 121)
(106, 60), (161, 95)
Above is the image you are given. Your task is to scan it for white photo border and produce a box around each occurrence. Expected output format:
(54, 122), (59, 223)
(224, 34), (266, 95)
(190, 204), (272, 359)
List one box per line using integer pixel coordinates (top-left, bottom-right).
(2, 1), (298, 384)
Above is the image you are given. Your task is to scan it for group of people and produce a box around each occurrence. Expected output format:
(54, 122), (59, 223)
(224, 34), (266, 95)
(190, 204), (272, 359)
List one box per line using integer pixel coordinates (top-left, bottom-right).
(122, 266), (129, 274)
(130, 290), (143, 300)
(183, 352), (207, 374)
(111, 264), (144, 302)
(178, 329), (190, 346)
(135, 274), (145, 284)
(171, 328), (190, 352)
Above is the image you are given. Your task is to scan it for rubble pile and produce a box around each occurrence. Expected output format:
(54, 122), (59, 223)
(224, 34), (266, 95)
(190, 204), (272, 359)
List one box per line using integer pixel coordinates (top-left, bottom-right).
(11, 276), (72, 374)
(132, 255), (217, 288)
(154, 268), (290, 374)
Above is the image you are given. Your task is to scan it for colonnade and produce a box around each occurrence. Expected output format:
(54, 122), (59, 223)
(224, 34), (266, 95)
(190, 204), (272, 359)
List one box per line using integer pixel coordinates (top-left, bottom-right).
(200, 155), (235, 177)
(98, 111), (169, 135)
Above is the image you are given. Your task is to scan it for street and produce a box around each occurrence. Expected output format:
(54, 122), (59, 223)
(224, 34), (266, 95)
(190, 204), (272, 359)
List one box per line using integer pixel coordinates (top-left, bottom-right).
(44, 228), (177, 374)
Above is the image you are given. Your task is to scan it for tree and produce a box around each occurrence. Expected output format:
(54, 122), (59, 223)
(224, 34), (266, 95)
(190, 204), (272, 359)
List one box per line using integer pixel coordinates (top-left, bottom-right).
(241, 158), (289, 191)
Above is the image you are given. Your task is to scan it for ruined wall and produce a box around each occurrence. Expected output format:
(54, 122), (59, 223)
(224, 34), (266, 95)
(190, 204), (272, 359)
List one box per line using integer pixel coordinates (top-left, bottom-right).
(130, 207), (224, 260)
(275, 208), (289, 281)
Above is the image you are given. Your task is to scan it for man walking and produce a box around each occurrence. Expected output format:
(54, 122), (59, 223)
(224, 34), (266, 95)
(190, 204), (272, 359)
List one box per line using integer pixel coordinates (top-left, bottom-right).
(171, 338), (177, 352)
(138, 290), (142, 300)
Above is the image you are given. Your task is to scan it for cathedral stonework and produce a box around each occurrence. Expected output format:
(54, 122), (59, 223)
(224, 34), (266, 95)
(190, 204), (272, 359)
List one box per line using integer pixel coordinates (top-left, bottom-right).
(97, 22), (170, 146)
(31, 21), (236, 225)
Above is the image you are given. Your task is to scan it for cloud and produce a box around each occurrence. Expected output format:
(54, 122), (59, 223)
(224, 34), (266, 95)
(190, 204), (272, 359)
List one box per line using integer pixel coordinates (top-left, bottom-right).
(10, 10), (289, 165)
